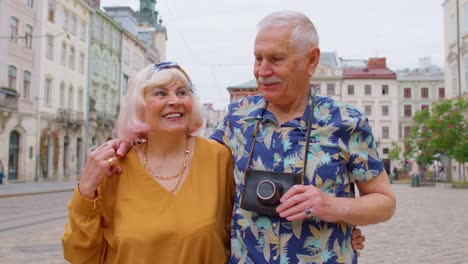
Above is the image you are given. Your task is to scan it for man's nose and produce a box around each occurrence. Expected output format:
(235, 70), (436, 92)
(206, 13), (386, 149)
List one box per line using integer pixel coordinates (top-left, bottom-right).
(257, 60), (273, 76)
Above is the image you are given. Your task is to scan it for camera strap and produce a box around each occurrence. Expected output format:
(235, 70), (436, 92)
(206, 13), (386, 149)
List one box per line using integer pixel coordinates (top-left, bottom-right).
(243, 87), (317, 184)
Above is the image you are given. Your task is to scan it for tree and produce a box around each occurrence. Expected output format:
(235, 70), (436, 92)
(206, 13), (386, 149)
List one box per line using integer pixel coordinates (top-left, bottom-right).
(388, 141), (402, 164)
(404, 98), (468, 180)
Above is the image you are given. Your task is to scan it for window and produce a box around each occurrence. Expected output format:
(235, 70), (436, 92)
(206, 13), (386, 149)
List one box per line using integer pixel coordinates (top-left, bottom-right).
(78, 89), (83, 111)
(48, 2), (56, 23)
(61, 42), (67, 66)
(92, 51), (99, 74)
(421, 104), (429, 111)
(23, 71), (31, 99)
(123, 47), (129, 64)
(68, 86), (74, 109)
(326, 84), (335, 95)
(103, 23), (109, 44)
(404, 105), (412, 117)
(8, 65), (17, 89)
(26, 0), (34, 7)
(46, 34), (54, 60)
(364, 105), (372, 116)
(70, 15), (77, 35)
(404, 126), (411, 138)
(464, 3), (468, 34)
(365, 85), (371, 95)
(382, 105), (389, 116)
(382, 85), (389, 95)
(383, 148), (389, 154)
(382, 127), (389, 139)
(59, 82), (65, 108)
(10, 17), (19, 42)
(451, 64), (458, 97)
(93, 16), (100, 40)
(44, 78), (52, 105)
(62, 9), (68, 31)
(438, 87), (445, 99)
(113, 30), (118, 50)
(450, 15), (456, 43)
(465, 58), (468, 93)
(314, 83), (321, 94)
(80, 22), (86, 41)
(421, 87), (429, 99)
(123, 74), (129, 94)
(347, 85), (354, 95)
(25, 25), (33, 48)
(404, 87), (412, 99)
(79, 52), (85, 73)
(69, 46), (75, 69)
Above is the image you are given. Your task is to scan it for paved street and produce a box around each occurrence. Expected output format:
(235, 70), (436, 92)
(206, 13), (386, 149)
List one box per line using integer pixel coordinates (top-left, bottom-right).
(0, 184), (467, 263)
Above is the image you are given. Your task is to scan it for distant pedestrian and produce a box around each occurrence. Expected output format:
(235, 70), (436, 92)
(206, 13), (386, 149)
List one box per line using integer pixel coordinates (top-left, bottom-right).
(0, 160), (5, 184)
(392, 166), (399, 180)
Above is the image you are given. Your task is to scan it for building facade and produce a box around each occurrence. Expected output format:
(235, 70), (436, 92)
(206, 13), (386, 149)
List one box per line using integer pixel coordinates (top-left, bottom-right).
(0, 0), (39, 182)
(88, 9), (122, 147)
(442, 0), (468, 181)
(0, 0), (167, 183)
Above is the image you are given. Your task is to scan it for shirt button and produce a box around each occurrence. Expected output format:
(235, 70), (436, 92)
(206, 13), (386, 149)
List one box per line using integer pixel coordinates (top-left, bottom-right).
(273, 256), (278, 261)
(272, 223), (277, 228)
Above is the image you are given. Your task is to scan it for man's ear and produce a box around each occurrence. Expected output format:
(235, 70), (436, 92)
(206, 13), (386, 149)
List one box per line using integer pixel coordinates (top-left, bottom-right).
(307, 47), (320, 75)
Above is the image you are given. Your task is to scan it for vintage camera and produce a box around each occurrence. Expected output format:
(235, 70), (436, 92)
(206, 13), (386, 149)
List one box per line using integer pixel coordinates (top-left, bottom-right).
(240, 169), (302, 216)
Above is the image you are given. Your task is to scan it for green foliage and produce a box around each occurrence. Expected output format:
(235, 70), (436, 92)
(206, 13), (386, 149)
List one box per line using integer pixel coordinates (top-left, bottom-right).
(388, 142), (402, 162)
(404, 98), (468, 166)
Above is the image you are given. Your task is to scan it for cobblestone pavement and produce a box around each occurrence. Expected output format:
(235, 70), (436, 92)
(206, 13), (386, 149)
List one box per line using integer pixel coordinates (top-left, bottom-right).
(0, 185), (467, 263)
(359, 184), (468, 264)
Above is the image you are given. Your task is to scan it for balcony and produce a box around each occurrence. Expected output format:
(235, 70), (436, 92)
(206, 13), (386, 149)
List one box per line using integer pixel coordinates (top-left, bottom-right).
(96, 111), (115, 128)
(0, 87), (19, 112)
(56, 108), (85, 128)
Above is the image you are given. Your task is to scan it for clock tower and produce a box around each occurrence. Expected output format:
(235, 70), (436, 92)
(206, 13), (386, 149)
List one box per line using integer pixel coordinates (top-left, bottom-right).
(139, 0), (158, 26)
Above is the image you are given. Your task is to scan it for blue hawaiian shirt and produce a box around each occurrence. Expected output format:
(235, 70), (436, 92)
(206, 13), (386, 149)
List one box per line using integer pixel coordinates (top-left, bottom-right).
(210, 91), (384, 264)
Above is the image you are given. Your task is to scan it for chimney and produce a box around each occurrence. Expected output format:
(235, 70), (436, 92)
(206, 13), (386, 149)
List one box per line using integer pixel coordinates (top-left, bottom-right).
(86, 0), (100, 7)
(368, 58), (387, 69)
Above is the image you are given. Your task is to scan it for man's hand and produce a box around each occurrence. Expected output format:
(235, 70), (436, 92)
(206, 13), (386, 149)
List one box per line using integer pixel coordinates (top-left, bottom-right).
(276, 184), (341, 222)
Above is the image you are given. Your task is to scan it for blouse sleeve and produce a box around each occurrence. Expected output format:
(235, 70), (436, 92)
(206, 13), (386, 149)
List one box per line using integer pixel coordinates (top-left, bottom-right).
(61, 186), (107, 264)
(223, 146), (235, 235)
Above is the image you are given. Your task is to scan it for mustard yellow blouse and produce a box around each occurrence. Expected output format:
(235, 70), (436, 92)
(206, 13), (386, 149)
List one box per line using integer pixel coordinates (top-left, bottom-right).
(62, 137), (234, 264)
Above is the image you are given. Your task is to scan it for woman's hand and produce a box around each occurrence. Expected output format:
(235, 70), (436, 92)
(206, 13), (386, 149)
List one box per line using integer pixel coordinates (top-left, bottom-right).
(78, 142), (119, 199)
(351, 227), (365, 256)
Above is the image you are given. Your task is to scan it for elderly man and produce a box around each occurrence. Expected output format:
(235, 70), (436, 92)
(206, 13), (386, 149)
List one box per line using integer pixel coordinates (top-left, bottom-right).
(111, 10), (394, 264)
(209, 11), (395, 263)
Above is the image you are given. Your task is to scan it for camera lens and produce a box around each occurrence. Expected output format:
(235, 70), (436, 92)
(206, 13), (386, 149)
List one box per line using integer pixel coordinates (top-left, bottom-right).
(256, 180), (282, 206)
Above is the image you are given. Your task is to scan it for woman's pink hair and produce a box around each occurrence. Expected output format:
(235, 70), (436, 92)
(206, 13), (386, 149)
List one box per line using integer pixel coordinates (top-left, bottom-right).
(115, 63), (204, 142)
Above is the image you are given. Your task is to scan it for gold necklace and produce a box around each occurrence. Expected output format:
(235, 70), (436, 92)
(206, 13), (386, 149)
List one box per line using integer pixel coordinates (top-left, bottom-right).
(143, 137), (190, 193)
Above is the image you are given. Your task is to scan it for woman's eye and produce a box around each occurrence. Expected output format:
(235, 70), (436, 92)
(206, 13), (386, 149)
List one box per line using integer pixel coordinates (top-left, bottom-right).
(177, 90), (187, 96)
(153, 90), (166, 96)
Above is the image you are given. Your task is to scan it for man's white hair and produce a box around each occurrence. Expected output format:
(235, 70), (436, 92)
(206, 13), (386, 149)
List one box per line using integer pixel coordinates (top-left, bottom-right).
(257, 10), (319, 54)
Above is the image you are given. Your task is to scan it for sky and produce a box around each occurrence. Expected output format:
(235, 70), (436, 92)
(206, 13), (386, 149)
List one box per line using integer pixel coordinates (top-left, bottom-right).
(100, 0), (445, 109)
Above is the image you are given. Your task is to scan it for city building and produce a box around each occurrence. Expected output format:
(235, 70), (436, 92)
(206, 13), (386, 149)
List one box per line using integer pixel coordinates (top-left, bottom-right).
(87, 8), (123, 147)
(0, 0), (40, 182)
(442, 0), (468, 181)
(0, 0), (167, 183)
(200, 103), (226, 138)
(342, 57), (398, 172)
(397, 60), (445, 177)
(35, 0), (93, 181)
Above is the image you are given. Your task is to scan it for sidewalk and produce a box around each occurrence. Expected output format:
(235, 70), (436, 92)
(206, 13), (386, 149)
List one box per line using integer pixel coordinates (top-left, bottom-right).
(0, 180), (76, 198)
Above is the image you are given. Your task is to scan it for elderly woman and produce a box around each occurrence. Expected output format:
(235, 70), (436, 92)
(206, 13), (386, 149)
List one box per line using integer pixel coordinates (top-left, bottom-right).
(62, 62), (234, 263)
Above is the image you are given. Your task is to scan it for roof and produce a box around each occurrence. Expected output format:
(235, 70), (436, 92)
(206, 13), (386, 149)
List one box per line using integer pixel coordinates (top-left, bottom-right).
(227, 79), (257, 90)
(343, 58), (396, 79)
(319, 52), (340, 68)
